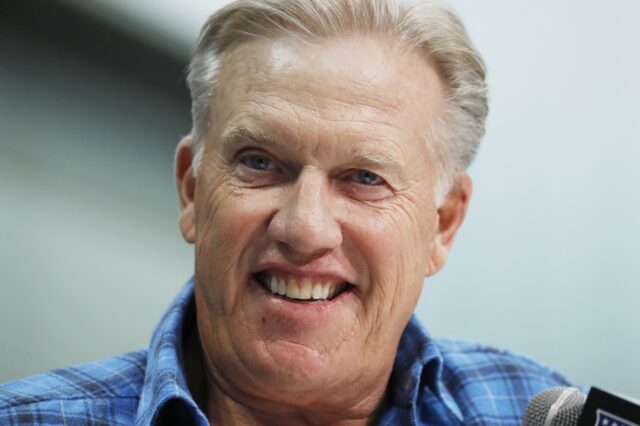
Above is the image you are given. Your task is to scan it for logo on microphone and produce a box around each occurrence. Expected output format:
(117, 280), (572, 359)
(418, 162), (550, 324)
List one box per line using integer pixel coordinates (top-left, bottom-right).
(596, 409), (639, 426)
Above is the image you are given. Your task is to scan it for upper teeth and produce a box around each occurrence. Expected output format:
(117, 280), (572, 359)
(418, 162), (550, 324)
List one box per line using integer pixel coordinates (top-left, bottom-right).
(266, 275), (345, 301)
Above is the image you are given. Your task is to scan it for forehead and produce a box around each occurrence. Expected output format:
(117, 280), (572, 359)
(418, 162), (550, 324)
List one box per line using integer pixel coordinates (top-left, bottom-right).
(210, 35), (444, 157)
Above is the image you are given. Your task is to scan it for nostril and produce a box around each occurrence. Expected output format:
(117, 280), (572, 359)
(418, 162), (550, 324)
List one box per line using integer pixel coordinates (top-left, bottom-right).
(268, 216), (342, 258)
(274, 242), (335, 265)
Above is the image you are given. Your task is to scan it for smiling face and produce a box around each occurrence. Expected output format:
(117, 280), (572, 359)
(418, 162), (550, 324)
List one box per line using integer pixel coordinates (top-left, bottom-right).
(176, 35), (470, 421)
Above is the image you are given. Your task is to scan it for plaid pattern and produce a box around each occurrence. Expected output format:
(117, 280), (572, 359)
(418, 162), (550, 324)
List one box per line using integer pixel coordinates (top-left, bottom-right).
(1, 279), (571, 425)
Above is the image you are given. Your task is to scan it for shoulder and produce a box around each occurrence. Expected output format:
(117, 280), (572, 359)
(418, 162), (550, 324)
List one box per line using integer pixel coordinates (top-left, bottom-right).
(0, 349), (147, 425)
(433, 338), (571, 425)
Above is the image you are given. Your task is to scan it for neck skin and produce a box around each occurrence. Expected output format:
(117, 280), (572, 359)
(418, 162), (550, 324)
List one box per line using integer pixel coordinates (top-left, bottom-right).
(183, 325), (391, 426)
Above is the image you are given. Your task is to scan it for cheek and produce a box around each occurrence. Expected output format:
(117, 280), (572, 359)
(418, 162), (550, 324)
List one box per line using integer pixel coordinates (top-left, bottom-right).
(349, 198), (435, 277)
(193, 176), (273, 315)
(346, 199), (435, 327)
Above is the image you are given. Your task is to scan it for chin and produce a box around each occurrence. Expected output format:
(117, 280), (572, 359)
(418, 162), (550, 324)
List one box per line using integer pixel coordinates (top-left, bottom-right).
(243, 337), (346, 394)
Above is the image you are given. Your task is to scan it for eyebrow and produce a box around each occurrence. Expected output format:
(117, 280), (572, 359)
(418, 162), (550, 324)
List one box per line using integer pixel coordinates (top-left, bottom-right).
(219, 125), (407, 175)
(346, 145), (406, 172)
(219, 126), (278, 152)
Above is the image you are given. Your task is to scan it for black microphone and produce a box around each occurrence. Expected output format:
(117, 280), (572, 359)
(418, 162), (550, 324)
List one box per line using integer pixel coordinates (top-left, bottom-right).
(522, 386), (640, 426)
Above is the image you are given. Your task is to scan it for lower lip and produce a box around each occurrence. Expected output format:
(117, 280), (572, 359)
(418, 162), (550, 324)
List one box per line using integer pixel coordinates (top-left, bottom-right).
(250, 277), (356, 322)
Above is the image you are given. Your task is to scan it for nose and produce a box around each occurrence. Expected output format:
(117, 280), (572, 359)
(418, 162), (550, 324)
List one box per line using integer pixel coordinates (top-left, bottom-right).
(267, 168), (342, 261)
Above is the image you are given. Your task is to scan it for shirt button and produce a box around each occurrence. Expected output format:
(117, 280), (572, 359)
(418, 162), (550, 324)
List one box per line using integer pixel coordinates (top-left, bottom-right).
(404, 379), (414, 392)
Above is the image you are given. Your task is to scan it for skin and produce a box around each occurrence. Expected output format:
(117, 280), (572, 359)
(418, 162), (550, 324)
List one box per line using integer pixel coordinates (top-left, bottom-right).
(175, 35), (472, 425)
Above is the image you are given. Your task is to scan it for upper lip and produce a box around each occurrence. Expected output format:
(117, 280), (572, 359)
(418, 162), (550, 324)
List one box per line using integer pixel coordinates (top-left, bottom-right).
(252, 262), (357, 286)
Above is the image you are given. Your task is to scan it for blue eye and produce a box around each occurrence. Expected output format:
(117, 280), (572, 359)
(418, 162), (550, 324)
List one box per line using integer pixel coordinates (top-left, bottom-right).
(355, 169), (384, 186)
(242, 154), (272, 171)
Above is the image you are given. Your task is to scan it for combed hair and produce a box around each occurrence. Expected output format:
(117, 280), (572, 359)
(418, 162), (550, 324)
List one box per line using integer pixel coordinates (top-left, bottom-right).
(187, 0), (488, 203)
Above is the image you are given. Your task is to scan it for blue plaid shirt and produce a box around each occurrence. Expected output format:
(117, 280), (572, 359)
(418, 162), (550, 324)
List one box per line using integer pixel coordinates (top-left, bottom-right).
(0, 279), (571, 425)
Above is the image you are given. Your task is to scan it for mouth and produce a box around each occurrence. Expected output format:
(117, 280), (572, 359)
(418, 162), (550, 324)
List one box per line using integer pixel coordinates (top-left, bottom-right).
(252, 271), (354, 303)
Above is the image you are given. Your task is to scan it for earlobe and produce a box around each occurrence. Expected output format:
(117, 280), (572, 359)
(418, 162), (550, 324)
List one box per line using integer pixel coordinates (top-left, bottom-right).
(175, 136), (197, 244)
(425, 244), (448, 277)
(179, 203), (196, 244)
(425, 173), (472, 277)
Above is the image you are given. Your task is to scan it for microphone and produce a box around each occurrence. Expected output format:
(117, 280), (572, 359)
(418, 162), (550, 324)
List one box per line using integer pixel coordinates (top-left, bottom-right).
(522, 386), (640, 426)
(522, 387), (586, 426)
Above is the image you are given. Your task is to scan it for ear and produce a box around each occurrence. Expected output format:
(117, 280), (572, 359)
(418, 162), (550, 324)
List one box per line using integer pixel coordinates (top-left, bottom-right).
(425, 172), (472, 277)
(175, 135), (196, 244)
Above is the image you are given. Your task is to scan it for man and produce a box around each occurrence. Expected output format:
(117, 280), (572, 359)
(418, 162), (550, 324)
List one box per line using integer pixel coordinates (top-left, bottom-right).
(0, 0), (572, 424)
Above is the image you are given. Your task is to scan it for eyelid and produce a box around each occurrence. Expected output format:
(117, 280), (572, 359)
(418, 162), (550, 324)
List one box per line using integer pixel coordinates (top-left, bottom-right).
(342, 168), (387, 185)
(337, 173), (394, 202)
(235, 150), (294, 186)
(240, 152), (277, 170)
(237, 149), (277, 167)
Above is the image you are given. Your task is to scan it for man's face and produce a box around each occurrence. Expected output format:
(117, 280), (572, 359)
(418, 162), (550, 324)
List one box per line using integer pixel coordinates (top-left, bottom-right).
(178, 35), (464, 410)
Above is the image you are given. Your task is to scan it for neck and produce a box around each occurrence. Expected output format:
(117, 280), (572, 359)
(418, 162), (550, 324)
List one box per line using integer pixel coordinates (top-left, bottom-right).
(183, 328), (390, 426)
(203, 381), (388, 426)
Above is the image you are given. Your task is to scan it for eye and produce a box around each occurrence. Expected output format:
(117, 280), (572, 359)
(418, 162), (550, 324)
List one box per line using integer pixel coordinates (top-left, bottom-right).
(337, 168), (393, 201)
(241, 154), (275, 171)
(234, 151), (285, 186)
(353, 169), (385, 186)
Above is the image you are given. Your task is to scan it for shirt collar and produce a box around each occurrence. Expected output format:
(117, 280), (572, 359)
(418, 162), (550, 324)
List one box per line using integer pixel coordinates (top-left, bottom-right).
(388, 315), (443, 405)
(389, 315), (464, 421)
(135, 277), (208, 426)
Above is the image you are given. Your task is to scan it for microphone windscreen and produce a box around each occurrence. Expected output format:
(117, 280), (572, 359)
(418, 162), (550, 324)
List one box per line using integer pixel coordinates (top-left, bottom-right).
(522, 387), (586, 426)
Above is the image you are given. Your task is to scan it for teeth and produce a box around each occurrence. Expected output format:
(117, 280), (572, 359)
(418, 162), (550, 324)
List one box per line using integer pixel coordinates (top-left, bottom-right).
(328, 286), (335, 299)
(321, 283), (330, 299)
(262, 274), (348, 301)
(286, 278), (299, 299)
(299, 279), (312, 299)
(312, 283), (322, 300)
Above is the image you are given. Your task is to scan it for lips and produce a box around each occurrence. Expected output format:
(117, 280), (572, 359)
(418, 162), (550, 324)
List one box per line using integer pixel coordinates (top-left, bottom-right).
(254, 271), (353, 301)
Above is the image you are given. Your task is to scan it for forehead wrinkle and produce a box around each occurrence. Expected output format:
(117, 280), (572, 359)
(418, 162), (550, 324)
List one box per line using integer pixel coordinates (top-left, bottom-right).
(268, 74), (407, 121)
(221, 50), (408, 121)
(244, 87), (405, 146)
(235, 77), (403, 129)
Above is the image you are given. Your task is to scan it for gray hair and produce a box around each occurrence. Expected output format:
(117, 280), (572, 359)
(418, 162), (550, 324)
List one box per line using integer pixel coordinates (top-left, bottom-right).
(186, 0), (488, 203)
